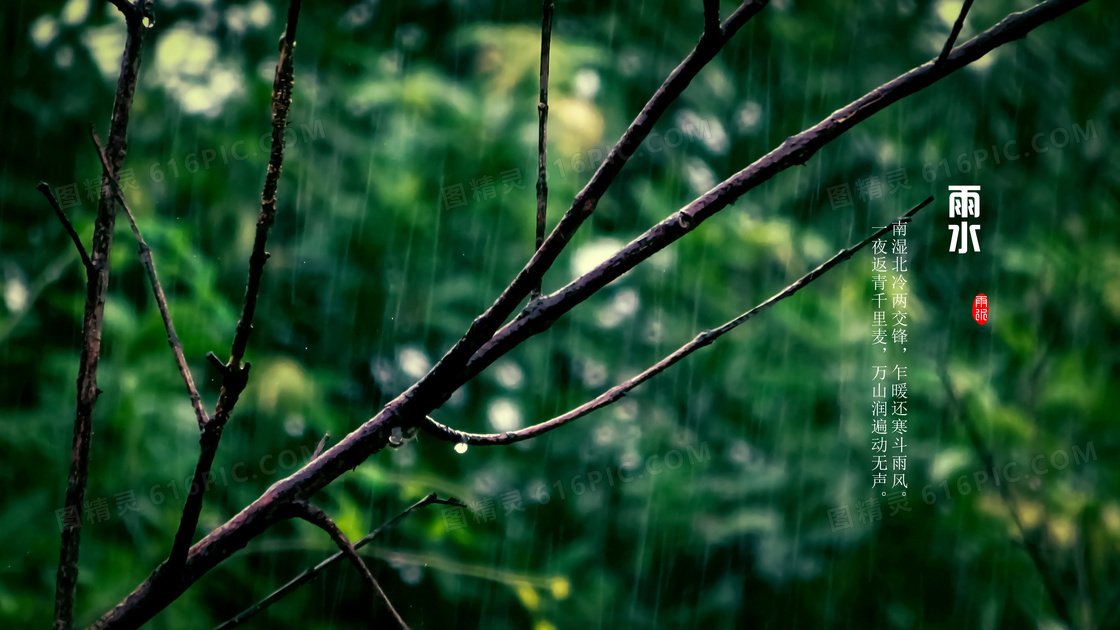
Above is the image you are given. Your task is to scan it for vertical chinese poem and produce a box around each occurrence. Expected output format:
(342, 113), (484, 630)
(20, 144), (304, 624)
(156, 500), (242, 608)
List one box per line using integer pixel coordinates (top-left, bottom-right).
(872, 215), (909, 495)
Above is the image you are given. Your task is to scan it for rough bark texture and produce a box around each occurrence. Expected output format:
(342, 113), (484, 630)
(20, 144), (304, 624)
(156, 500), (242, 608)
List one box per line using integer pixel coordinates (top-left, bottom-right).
(53, 2), (149, 628)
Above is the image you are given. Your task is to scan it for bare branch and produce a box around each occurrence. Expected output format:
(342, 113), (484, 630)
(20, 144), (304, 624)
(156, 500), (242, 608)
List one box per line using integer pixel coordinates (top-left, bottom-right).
(167, 0), (303, 574)
(385, 0), (769, 429)
(106, 0), (137, 17)
(87, 2), (1093, 627)
(703, 0), (721, 38)
(533, 0), (555, 297)
(461, 0), (1093, 389)
(215, 493), (463, 629)
(205, 351), (227, 373)
(225, 0), (302, 370)
(37, 182), (94, 274)
(424, 197), (932, 445)
(53, 0), (149, 626)
(90, 127), (209, 431)
(311, 432), (332, 460)
(939, 369), (1074, 627)
(287, 501), (410, 630)
(938, 0), (977, 65)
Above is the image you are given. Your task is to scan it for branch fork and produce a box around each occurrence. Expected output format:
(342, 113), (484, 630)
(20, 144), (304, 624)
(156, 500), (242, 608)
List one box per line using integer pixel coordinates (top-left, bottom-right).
(66, 1), (1096, 627)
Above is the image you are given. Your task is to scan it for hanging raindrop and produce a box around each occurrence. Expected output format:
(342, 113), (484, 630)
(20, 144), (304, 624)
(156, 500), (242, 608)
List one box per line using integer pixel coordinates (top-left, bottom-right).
(453, 442), (468, 454)
(388, 426), (404, 447)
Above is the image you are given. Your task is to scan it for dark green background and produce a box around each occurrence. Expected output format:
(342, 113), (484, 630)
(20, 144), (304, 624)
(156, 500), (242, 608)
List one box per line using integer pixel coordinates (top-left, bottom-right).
(1, 0), (1116, 628)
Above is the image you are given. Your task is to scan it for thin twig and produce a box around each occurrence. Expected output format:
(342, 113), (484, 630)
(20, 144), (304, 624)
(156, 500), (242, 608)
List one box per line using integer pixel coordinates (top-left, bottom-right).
(227, 0), (303, 370)
(533, 0), (555, 298)
(166, 0), (303, 573)
(53, 0), (148, 627)
(424, 197), (932, 445)
(939, 369), (1074, 628)
(938, 0), (977, 65)
(37, 183), (93, 273)
(90, 127), (209, 430)
(311, 432), (331, 460)
(87, 2), (1094, 627)
(288, 501), (410, 630)
(215, 493), (463, 629)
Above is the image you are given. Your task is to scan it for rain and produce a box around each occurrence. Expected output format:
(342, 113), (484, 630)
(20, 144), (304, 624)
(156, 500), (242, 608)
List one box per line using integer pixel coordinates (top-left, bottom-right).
(0, 0), (1116, 628)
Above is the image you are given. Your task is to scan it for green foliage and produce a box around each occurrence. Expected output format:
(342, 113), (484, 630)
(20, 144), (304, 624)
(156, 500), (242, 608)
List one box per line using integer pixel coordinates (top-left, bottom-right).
(0, 0), (1117, 628)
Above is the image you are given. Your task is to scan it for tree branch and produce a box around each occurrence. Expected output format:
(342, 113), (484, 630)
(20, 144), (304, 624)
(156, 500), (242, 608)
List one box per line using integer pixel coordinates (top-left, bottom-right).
(703, 0), (721, 39)
(89, 127), (209, 430)
(939, 369), (1074, 628)
(167, 0), (302, 575)
(424, 197), (931, 445)
(105, 0), (136, 16)
(460, 0), (1093, 390)
(310, 432), (331, 460)
(53, 1), (149, 627)
(37, 183), (93, 274)
(286, 501), (410, 630)
(938, 0), (977, 65)
(533, 0), (555, 297)
(215, 493), (462, 629)
(86, 2), (1092, 627)
(381, 0), (768, 431)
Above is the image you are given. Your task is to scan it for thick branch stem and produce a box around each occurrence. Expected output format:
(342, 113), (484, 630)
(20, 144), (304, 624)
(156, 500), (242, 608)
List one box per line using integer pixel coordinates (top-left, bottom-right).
(703, 0), (721, 38)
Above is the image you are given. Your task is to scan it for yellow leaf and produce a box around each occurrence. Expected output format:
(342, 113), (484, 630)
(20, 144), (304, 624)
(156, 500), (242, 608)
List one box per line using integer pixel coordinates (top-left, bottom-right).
(515, 581), (540, 611)
(549, 577), (570, 600)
